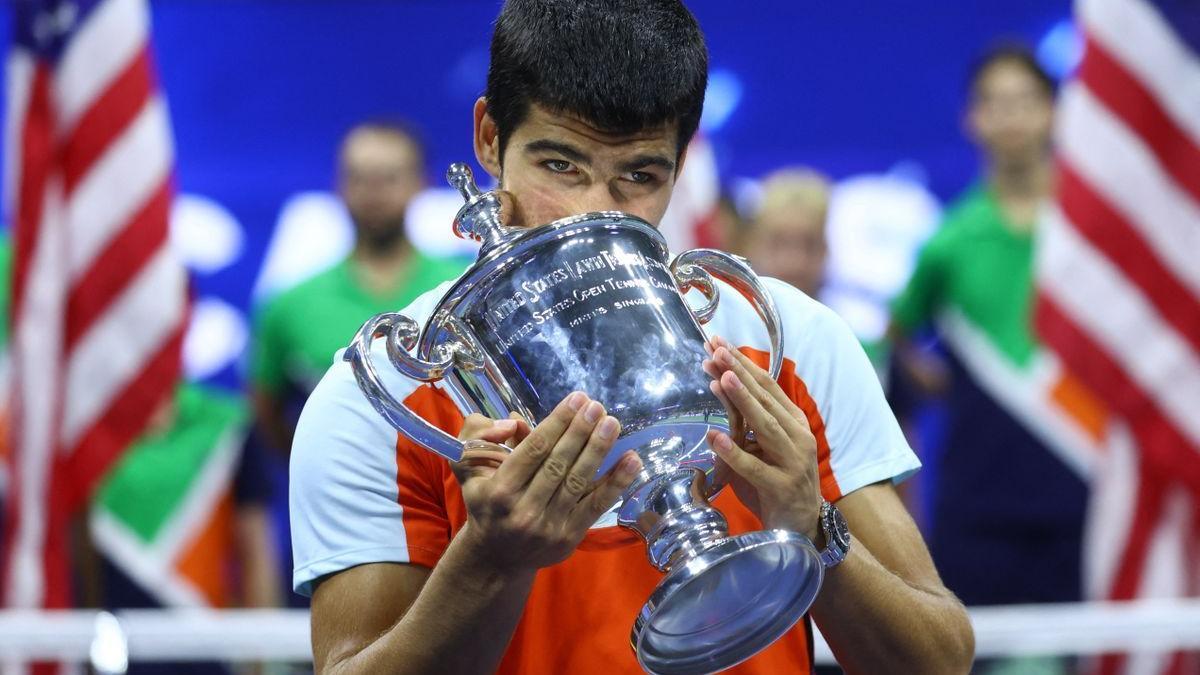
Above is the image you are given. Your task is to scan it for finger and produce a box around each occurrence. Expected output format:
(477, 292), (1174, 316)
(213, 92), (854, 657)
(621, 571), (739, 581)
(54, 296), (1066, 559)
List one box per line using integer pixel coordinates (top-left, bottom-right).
(495, 392), (587, 488)
(708, 379), (745, 445)
(569, 451), (643, 531)
(707, 430), (775, 487)
(451, 440), (510, 484)
(504, 411), (533, 447)
(712, 336), (801, 418)
(713, 368), (795, 456)
(713, 344), (796, 426)
(458, 416), (520, 444)
(519, 399), (607, 508)
(550, 414), (622, 511)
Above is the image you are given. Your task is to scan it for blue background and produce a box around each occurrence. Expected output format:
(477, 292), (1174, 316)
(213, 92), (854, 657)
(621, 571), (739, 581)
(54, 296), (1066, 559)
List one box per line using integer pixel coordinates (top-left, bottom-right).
(1, 0), (1073, 389)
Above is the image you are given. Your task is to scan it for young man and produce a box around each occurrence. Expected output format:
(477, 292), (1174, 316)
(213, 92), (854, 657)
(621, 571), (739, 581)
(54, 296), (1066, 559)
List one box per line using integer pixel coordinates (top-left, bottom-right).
(889, 46), (1093, 610)
(291, 2), (974, 673)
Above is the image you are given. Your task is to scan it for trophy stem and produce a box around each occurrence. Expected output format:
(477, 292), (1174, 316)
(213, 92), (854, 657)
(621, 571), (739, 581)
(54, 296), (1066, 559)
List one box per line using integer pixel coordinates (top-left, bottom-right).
(624, 468), (729, 572)
(619, 447), (825, 674)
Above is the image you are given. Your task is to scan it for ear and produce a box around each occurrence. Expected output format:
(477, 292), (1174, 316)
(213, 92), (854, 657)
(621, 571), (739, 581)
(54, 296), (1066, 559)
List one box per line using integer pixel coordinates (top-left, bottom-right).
(474, 97), (502, 180)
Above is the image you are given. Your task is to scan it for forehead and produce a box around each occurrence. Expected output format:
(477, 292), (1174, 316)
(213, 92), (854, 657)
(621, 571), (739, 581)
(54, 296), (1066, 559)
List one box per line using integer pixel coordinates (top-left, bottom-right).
(511, 105), (678, 159)
(341, 129), (419, 166)
(974, 60), (1049, 97)
(758, 209), (825, 236)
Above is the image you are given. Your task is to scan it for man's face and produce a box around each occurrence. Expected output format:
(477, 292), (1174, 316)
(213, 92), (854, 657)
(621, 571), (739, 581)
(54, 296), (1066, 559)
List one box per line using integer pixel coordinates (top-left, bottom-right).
(474, 101), (680, 228)
(338, 129), (424, 246)
(750, 211), (827, 299)
(967, 60), (1055, 165)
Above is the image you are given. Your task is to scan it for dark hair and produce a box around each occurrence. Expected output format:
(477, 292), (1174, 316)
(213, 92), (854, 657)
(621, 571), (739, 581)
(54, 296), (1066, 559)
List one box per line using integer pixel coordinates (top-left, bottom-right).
(968, 42), (1056, 100)
(486, 0), (708, 164)
(341, 118), (428, 167)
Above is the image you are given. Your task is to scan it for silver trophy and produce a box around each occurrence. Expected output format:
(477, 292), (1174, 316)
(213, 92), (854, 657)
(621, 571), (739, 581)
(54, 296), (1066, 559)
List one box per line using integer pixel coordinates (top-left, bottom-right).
(344, 163), (824, 674)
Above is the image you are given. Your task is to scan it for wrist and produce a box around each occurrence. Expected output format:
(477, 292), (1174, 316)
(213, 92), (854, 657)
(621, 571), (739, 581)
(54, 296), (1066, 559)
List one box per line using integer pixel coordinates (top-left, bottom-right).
(815, 500), (851, 568)
(450, 523), (538, 582)
(764, 505), (822, 543)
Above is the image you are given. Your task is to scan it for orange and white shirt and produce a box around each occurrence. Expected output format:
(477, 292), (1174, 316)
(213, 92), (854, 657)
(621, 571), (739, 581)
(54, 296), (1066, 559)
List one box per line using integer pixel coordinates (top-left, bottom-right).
(290, 276), (919, 674)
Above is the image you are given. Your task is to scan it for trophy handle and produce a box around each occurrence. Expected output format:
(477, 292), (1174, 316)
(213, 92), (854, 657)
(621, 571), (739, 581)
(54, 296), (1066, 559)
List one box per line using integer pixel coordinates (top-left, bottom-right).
(671, 249), (784, 380)
(343, 312), (482, 462)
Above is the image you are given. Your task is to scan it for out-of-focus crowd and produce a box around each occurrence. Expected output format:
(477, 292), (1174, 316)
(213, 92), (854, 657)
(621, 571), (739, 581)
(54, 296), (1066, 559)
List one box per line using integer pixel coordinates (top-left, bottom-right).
(0, 42), (1093, 675)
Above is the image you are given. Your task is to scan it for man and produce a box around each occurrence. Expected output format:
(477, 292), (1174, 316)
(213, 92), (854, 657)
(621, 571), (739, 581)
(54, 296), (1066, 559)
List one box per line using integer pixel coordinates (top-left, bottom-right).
(747, 167), (832, 300)
(889, 45), (1094, 610)
(251, 121), (466, 454)
(291, 2), (974, 673)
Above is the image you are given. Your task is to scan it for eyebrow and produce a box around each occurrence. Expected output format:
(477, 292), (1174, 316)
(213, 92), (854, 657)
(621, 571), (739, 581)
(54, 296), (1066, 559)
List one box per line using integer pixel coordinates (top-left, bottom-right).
(523, 139), (592, 166)
(618, 154), (675, 174)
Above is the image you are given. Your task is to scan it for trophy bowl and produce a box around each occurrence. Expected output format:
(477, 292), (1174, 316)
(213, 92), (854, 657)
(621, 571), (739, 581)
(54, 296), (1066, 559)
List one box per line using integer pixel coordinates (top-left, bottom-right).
(343, 163), (824, 674)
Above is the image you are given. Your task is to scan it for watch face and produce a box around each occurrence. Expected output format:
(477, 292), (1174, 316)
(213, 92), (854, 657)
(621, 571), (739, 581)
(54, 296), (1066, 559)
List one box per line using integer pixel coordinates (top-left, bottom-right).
(825, 503), (850, 552)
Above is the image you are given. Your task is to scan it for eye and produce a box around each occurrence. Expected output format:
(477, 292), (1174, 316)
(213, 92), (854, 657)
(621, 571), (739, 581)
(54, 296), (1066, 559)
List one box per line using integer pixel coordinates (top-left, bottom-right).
(624, 171), (656, 185)
(542, 159), (575, 174)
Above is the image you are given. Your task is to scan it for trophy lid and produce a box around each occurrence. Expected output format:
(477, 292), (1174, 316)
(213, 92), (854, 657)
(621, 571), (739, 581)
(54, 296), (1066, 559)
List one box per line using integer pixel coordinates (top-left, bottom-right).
(447, 163), (516, 253)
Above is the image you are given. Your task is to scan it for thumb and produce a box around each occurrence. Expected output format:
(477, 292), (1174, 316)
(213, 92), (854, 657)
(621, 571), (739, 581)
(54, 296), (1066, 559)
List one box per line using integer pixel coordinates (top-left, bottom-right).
(452, 439), (511, 484)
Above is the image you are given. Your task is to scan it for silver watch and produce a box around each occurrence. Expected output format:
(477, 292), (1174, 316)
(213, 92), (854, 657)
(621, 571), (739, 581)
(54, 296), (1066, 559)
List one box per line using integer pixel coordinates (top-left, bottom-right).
(818, 500), (850, 568)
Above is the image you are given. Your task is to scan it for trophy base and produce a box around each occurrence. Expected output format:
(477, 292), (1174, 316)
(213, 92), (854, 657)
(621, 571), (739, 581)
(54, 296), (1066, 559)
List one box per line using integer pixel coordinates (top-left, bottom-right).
(631, 530), (823, 675)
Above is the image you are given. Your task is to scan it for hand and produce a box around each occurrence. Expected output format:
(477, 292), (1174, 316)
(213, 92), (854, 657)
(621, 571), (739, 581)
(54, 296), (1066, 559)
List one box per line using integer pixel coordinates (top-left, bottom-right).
(452, 393), (642, 572)
(703, 336), (822, 542)
(900, 349), (950, 397)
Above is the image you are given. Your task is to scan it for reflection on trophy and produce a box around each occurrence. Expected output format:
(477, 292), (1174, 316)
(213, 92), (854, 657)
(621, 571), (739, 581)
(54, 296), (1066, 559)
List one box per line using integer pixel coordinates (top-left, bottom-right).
(343, 163), (825, 674)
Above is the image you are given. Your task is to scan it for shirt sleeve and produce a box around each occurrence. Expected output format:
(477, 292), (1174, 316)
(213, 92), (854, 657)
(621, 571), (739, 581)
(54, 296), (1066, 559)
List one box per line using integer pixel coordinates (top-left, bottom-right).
(289, 281), (467, 596)
(289, 342), (423, 597)
(889, 228), (950, 334)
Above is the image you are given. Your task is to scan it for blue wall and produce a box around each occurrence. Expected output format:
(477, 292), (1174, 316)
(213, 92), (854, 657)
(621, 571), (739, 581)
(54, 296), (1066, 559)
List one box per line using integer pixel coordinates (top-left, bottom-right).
(1, 0), (1072, 388)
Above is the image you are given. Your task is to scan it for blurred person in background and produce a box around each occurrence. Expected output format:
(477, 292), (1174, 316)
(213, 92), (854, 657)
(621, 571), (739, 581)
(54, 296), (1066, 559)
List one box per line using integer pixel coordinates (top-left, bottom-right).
(249, 121), (467, 612)
(92, 380), (278, 675)
(250, 121), (467, 456)
(887, 44), (1091, 628)
(746, 168), (832, 300)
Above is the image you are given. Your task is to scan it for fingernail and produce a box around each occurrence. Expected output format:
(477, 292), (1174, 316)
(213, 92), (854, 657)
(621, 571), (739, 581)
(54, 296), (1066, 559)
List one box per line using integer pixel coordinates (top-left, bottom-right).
(567, 391), (587, 411)
(724, 371), (743, 390)
(598, 416), (620, 440)
(584, 401), (604, 424)
(703, 340), (714, 355)
(713, 433), (733, 453)
(717, 348), (734, 367)
(494, 419), (517, 431)
(714, 335), (728, 348)
(619, 452), (642, 476)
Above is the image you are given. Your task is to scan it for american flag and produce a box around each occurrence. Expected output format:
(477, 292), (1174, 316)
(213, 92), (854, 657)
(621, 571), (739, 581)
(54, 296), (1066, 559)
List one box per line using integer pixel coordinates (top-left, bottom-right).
(1034, 0), (1200, 673)
(1, 0), (185, 627)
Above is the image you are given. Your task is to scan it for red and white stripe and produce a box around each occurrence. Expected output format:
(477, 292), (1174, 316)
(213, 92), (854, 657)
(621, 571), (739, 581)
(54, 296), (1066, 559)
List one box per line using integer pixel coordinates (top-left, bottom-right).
(2, 0), (184, 627)
(1035, 0), (1200, 673)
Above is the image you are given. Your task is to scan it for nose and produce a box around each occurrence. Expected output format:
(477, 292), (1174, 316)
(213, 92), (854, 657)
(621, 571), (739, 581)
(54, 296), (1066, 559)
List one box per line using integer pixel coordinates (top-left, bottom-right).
(565, 182), (625, 216)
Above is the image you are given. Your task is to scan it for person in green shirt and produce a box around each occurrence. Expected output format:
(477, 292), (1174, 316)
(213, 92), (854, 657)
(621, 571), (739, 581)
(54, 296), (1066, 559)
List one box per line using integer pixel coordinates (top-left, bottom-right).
(250, 121), (468, 455)
(888, 45), (1090, 626)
